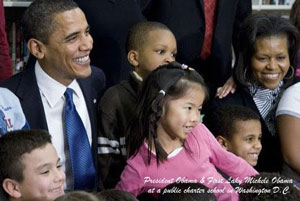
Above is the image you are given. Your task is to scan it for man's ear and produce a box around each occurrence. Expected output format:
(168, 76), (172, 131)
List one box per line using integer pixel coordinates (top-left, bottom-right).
(216, 136), (230, 150)
(127, 50), (139, 67)
(27, 38), (45, 60)
(2, 179), (22, 199)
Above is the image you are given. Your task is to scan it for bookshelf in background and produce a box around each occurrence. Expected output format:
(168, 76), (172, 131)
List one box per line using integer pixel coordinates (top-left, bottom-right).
(4, 1), (31, 74)
(252, 0), (295, 11)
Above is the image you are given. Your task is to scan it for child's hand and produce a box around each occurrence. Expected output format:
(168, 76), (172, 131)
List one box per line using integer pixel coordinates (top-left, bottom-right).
(216, 76), (236, 99)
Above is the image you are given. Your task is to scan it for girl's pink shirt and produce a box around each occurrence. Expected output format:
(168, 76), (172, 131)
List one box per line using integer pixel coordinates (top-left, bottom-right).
(116, 123), (258, 201)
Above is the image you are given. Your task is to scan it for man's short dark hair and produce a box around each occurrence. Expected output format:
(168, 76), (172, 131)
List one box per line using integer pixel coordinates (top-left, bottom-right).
(22, 0), (78, 43)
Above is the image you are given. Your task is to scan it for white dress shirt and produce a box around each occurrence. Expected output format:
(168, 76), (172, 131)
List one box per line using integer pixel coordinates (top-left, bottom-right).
(35, 62), (92, 188)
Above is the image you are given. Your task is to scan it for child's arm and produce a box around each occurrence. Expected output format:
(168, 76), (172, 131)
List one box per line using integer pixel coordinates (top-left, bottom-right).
(194, 124), (258, 182)
(98, 86), (127, 188)
(115, 161), (144, 197)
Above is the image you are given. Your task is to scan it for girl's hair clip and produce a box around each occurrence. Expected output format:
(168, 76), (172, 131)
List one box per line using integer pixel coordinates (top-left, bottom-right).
(181, 64), (188, 70)
(159, 90), (166, 96)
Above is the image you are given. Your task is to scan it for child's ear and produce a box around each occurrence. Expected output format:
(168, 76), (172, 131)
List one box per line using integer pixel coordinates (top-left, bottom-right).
(216, 136), (229, 150)
(27, 38), (45, 60)
(127, 50), (139, 67)
(2, 178), (22, 199)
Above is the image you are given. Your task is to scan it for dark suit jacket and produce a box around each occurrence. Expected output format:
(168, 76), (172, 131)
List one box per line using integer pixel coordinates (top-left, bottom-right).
(74, 0), (146, 88)
(143, 0), (252, 93)
(0, 64), (106, 189)
(203, 87), (282, 173)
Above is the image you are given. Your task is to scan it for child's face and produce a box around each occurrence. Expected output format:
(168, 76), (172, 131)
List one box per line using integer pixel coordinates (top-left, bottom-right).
(227, 119), (262, 166)
(16, 143), (65, 201)
(135, 29), (177, 79)
(158, 84), (205, 145)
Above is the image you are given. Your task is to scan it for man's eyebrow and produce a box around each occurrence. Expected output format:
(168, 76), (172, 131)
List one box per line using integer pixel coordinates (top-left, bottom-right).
(63, 31), (80, 41)
(63, 25), (90, 42)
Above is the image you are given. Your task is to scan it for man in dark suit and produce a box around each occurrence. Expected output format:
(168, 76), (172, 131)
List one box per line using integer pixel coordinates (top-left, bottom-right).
(144, 0), (252, 95)
(0, 0), (106, 191)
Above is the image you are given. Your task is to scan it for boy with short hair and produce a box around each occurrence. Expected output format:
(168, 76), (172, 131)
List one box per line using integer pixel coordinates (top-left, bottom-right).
(203, 104), (262, 167)
(98, 21), (177, 188)
(0, 130), (66, 201)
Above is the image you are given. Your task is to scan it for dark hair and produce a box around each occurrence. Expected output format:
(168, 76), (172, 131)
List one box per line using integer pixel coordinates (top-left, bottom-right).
(95, 189), (138, 201)
(126, 21), (172, 54)
(21, 0), (78, 43)
(239, 172), (300, 201)
(127, 62), (208, 163)
(0, 130), (51, 194)
(158, 182), (217, 201)
(234, 13), (300, 88)
(55, 191), (100, 201)
(290, 0), (300, 31)
(203, 104), (260, 139)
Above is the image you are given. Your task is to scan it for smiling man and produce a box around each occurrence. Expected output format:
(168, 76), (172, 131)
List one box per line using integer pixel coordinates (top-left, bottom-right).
(0, 0), (106, 191)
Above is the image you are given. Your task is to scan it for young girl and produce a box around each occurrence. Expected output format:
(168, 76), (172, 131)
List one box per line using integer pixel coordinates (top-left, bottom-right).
(115, 62), (258, 201)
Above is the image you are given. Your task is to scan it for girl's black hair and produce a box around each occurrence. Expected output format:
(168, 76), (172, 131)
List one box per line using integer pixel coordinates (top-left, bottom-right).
(126, 62), (208, 164)
(234, 13), (300, 89)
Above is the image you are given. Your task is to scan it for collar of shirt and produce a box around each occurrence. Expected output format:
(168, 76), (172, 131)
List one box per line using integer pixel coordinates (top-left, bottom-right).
(132, 71), (143, 82)
(35, 61), (82, 108)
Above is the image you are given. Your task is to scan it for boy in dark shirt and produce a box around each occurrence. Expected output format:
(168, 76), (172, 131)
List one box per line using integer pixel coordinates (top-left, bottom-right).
(98, 21), (177, 188)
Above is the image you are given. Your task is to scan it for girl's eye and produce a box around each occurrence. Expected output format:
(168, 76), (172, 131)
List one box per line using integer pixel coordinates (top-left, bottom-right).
(41, 170), (49, 175)
(171, 53), (177, 58)
(86, 28), (90, 35)
(57, 164), (62, 169)
(184, 106), (192, 110)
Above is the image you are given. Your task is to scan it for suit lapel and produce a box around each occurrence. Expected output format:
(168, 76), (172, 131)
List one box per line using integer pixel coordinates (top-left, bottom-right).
(15, 66), (48, 130)
(77, 78), (96, 133)
(77, 77), (98, 156)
